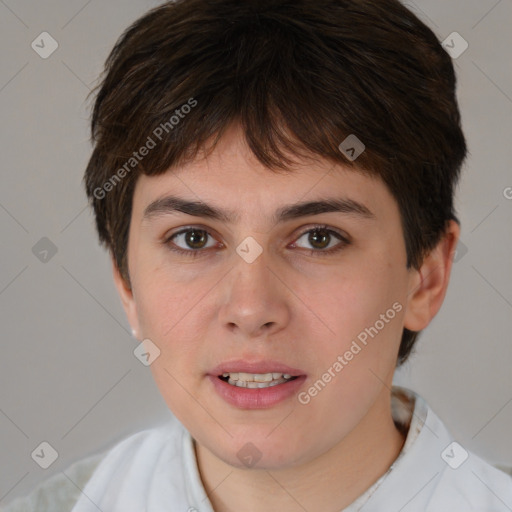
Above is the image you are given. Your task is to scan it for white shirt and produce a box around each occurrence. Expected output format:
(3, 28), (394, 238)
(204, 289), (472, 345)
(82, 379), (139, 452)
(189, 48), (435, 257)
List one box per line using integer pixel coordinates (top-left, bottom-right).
(3, 386), (512, 511)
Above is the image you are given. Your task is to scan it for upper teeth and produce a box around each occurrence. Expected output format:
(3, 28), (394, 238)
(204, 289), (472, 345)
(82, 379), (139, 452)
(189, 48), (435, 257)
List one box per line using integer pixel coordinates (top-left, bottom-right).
(222, 372), (293, 382)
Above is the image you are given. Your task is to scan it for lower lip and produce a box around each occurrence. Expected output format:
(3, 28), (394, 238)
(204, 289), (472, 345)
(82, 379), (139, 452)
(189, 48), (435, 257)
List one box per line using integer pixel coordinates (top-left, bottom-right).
(208, 375), (307, 409)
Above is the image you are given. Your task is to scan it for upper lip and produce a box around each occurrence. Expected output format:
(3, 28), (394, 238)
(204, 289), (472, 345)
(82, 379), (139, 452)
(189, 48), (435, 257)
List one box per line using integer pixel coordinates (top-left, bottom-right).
(210, 359), (306, 377)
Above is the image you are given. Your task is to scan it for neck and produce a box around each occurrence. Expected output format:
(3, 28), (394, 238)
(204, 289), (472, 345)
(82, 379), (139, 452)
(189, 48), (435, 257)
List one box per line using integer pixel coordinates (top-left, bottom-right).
(195, 387), (407, 512)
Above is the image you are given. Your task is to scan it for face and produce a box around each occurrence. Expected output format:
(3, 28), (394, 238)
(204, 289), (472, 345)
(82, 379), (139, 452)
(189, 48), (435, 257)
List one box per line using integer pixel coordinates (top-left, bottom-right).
(115, 124), (430, 470)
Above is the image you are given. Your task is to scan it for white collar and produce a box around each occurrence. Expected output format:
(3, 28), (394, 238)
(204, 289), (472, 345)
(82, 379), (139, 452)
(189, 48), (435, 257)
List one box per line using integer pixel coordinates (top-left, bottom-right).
(72, 386), (452, 512)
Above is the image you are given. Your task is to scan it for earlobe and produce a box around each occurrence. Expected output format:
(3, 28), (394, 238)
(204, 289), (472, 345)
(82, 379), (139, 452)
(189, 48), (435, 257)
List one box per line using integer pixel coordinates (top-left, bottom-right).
(403, 220), (460, 332)
(110, 254), (141, 338)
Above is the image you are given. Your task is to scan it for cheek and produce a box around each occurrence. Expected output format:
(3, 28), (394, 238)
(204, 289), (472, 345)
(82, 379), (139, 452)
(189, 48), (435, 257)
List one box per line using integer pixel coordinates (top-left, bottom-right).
(306, 259), (406, 382)
(298, 267), (405, 431)
(132, 268), (209, 415)
(132, 265), (206, 350)
(314, 260), (404, 333)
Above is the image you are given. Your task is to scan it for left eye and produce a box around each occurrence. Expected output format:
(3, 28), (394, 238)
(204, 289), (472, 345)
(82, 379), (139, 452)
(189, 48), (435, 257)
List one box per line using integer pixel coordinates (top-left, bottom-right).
(291, 226), (349, 254)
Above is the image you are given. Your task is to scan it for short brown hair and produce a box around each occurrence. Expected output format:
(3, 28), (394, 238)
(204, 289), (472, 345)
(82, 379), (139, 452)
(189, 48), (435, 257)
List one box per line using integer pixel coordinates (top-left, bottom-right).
(84, 0), (467, 365)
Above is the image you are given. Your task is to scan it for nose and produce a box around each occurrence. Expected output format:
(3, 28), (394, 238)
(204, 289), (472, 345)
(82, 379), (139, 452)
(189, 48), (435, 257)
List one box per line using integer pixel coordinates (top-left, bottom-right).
(218, 250), (292, 339)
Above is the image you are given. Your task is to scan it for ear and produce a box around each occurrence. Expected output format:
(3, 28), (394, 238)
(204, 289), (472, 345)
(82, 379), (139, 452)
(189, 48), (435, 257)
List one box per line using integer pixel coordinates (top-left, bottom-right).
(111, 253), (141, 339)
(403, 219), (460, 332)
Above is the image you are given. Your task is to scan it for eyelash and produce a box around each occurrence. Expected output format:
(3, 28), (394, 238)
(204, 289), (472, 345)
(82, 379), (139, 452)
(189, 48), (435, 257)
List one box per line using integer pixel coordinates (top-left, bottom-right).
(163, 225), (350, 258)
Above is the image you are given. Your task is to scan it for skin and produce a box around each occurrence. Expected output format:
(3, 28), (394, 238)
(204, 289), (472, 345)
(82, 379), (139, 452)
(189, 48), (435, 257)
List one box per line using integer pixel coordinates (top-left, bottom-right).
(113, 122), (459, 511)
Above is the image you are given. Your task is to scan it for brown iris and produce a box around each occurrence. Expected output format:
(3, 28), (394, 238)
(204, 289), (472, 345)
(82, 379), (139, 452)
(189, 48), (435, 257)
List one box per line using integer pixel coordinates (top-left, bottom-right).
(308, 228), (331, 249)
(185, 229), (208, 249)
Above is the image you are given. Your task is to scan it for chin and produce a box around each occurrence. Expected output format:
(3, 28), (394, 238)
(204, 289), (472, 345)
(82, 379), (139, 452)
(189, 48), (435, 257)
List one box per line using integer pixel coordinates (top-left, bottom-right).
(207, 432), (313, 471)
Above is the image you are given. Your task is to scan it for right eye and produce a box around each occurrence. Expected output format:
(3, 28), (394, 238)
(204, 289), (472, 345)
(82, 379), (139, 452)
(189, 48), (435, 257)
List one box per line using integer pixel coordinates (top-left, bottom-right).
(165, 227), (221, 257)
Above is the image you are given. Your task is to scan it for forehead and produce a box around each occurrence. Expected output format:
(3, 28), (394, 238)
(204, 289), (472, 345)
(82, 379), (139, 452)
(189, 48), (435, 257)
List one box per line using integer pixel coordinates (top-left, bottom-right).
(132, 125), (399, 227)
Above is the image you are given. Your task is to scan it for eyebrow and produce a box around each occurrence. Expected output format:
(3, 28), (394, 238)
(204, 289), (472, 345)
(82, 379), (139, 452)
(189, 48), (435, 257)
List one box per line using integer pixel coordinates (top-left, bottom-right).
(142, 194), (375, 224)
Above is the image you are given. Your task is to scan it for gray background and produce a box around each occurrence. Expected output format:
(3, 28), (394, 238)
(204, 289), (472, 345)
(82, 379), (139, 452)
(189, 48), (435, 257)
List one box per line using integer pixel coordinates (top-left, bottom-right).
(1, 0), (511, 504)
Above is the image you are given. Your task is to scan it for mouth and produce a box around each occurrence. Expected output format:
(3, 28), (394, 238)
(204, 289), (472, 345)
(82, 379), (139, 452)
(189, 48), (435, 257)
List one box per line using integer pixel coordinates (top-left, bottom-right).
(218, 372), (299, 389)
(208, 360), (306, 409)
